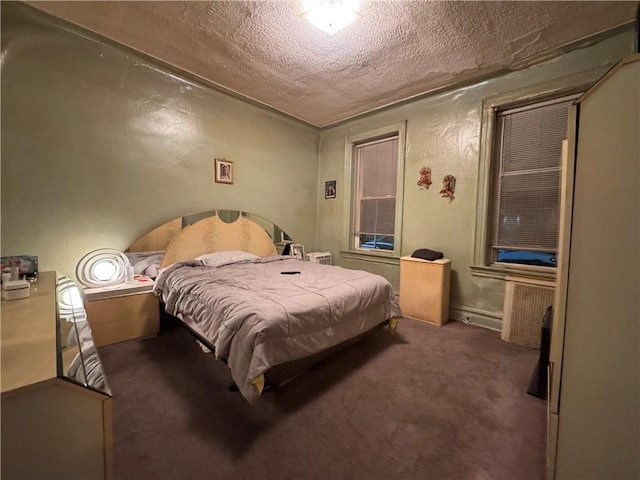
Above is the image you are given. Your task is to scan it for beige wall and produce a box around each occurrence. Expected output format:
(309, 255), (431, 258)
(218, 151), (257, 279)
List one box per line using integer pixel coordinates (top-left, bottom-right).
(316, 29), (634, 328)
(1, 4), (319, 277)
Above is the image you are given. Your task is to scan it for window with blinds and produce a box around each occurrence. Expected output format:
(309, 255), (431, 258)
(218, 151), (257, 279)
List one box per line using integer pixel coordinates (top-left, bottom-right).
(489, 94), (578, 267)
(354, 136), (399, 251)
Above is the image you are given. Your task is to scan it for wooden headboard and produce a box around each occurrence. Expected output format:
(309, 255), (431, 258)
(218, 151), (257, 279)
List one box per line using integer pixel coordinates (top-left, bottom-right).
(160, 215), (277, 267)
(126, 211), (280, 267)
(127, 217), (183, 253)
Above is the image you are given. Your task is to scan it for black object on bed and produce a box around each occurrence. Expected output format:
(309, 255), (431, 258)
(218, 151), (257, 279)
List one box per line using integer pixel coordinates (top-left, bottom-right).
(411, 248), (444, 261)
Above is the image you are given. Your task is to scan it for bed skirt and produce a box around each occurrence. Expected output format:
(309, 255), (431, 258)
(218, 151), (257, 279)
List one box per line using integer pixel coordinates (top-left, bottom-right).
(159, 306), (395, 391)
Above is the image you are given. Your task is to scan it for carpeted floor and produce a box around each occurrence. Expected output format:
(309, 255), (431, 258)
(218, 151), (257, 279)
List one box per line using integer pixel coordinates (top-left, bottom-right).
(99, 318), (546, 480)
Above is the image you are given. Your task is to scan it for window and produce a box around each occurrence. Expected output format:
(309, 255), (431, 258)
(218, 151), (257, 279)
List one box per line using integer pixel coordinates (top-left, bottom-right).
(355, 137), (398, 251)
(488, 94), (579, 269)
(343, 123), (405, 259)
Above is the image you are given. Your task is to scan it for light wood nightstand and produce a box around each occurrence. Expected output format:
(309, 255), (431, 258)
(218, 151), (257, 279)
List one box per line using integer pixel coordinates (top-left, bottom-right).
(399, 256), (452, 326)
(84, 277), (159, 347)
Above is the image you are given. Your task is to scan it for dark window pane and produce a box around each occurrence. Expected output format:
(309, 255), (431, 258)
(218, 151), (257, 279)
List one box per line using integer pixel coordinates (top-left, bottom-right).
(359, 198), (396, 235)
(500, 101), (569, 172)
(495, 170), (560, 250)
(359, 235), (394, 250)
(359, 140), (398, 197)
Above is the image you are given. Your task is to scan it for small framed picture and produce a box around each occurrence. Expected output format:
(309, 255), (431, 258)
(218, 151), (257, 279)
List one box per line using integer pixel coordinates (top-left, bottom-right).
(291, 244), (305, 260)
(215, 158), (234, 184)
(325, 180), (336, 199)
(1, 255), (39, 281)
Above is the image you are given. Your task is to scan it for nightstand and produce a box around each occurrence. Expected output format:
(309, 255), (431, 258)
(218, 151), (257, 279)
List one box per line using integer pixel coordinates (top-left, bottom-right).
(399, 256), (452, 326)
(84, 277), (159, 347)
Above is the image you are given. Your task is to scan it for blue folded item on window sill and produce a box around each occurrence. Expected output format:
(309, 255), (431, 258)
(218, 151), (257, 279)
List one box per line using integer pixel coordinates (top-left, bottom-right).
(411, 248), (444, 261)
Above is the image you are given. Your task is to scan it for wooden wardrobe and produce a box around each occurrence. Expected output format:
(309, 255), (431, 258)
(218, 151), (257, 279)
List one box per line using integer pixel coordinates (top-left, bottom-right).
(547, 54), (639, 480)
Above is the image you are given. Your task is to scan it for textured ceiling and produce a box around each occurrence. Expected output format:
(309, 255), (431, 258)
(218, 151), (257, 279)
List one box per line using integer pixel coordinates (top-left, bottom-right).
(27, 1), (637, 127)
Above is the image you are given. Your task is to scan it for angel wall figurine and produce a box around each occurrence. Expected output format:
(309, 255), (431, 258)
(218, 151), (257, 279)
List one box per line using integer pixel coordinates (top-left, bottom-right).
(417, 167), (432, 189)
(440, 174), (456, 200)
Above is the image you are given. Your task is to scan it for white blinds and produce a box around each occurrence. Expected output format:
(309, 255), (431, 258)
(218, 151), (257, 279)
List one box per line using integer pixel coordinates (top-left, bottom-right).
(359, 198), (396, 235)
(355, 137), (398, 236)
(490, 96), (575, 252)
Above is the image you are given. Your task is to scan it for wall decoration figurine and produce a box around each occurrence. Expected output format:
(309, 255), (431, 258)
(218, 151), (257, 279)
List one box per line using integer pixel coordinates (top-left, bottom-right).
(417, 167), (432, 189)
(440, 174), (456, 200)
(325, 180), (337, 199)
(214, 158), (234, 184)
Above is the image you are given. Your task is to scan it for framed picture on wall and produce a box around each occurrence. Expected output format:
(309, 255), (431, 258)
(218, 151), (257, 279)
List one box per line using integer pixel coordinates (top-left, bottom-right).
(0, 255), (38, 282)
(215, 158), (234, 184)
(291, 244), (305, 260)
(325, 180), (336, 199)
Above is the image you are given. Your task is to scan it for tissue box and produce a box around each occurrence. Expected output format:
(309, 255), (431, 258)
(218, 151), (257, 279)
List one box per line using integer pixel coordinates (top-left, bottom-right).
(2, 279), (30, 300)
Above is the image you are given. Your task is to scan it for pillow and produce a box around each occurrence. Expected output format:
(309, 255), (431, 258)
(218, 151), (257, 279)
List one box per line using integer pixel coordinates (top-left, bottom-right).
(195, 250), (259, 268)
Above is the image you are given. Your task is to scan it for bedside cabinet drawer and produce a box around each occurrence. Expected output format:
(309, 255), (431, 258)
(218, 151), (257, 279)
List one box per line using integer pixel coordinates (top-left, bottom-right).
(85, 293), (159, 347)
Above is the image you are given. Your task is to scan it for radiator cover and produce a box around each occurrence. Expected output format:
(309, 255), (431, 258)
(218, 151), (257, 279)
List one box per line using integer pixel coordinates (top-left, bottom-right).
(501, 277), (555, 349)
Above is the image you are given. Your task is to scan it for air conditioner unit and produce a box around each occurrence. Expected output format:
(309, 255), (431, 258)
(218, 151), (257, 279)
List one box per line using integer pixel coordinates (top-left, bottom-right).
(501, 276), (555, 349)
(306, 252), (332, 265)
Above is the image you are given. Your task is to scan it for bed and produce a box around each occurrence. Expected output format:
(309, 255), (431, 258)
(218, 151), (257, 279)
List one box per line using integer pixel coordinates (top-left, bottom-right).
(127, 211), (402, 404)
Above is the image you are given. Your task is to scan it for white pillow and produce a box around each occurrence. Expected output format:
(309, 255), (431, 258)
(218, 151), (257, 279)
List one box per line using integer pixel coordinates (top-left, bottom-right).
(195, 251), (259, 268)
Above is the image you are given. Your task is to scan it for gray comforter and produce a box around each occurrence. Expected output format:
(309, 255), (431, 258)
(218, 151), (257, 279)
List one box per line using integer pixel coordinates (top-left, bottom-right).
(154, 255), (401, 404)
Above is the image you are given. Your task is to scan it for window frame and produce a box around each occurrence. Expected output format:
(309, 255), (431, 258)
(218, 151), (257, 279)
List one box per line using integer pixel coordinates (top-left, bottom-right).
(472, 84), (587, 281)
(342, 122), (406, 261)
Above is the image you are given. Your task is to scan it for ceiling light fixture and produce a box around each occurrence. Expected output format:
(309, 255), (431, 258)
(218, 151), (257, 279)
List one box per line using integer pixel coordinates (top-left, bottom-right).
(302, 0), (360, 35)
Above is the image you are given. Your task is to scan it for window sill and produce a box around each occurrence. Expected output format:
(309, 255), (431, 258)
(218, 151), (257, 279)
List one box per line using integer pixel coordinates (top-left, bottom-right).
(340, 250), (400, 266)
(470, 264), (556, 282)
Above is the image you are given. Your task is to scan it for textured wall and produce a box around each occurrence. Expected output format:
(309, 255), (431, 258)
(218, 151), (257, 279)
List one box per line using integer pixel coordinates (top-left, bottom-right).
(1, 5), (319, 277)
(317, 29), (634, 327)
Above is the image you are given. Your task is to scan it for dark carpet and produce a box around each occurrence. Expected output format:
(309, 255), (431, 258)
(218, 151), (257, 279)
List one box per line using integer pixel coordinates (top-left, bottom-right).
(99, 318), (546, 480)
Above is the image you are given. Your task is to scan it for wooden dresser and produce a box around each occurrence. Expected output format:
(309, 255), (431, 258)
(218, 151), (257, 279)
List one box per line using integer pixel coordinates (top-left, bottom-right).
(1, 271), (112, 480)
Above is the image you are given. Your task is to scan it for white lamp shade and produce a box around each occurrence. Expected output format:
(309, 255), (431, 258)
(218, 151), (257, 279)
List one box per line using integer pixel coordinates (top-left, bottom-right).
(56, 276), (87, 320)
(76, 248), (131, 288)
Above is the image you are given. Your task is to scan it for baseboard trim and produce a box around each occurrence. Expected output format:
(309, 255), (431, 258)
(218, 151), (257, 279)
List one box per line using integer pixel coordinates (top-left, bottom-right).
(449, 305), (502, 331)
